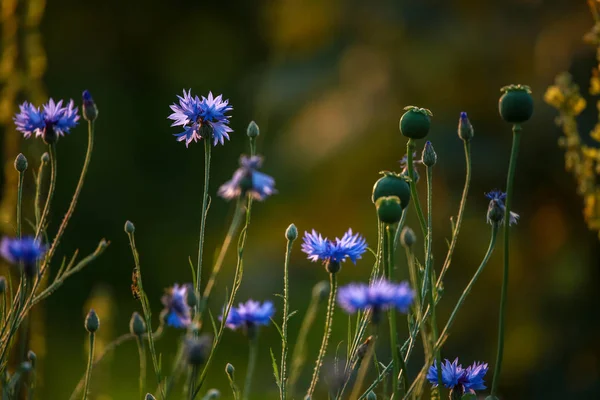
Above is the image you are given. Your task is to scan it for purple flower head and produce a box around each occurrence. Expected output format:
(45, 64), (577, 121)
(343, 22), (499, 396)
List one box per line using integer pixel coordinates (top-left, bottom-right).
(221, 299), (275, 331)
(14, 99), (79, 141)
(168, 90), (232, 147)
(399, 152), (423, 183)
(485, 190), (519, 225)
(427, 358), (488, 394)
(301, 229), (367, 265)
(337, 279), (414, 316)
(218, 155), (276, 201)
(161, 284), (191, 328)
(0, 236), (46, 267)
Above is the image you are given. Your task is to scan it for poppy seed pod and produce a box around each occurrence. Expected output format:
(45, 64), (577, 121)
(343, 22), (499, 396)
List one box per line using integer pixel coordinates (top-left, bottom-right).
(499, 85), (533, 124)
(372, 172), (410, 209)
(376, 196), (404, 224)
(400, 106), (432, 139)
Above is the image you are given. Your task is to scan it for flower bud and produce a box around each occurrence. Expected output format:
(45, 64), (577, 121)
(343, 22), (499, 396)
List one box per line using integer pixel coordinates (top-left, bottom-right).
(202, 389), (221, 400)
(421, 141), (437, 167)
(312, 281), (329, 303)
(124, 220), (135, 234)
(0, 276), (6, 294)
(186, 287), (198, 308)
(499, 84), (533, 124)
(85, 309), (100, 333)
(400, 226), (416, 247)
(372, 172), (410, 209)
(82, 90), (98, 122)
(285, 223), (298, 242)
(186, 335), (212, 366)
(225, 363), (235, 379)
(14, 153), (28, 172)
(366, 391), (377, 400)
(27, 350), (37, 368)
(376, 196), (404, 224)
(129, 312), (146, 336)
(399, 106), (432, 139)
(487, 199), (504, 224)
(246, 121), (259, 138)
(458, 112), (474, 141)
(41, 152), (50, 164)
(145, 394), (156, 400)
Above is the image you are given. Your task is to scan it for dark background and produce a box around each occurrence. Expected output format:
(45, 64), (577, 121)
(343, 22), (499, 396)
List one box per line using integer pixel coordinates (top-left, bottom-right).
(0, 0), (599, 398)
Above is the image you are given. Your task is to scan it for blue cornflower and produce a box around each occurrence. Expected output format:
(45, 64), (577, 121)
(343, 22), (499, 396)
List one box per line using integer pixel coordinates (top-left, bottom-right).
(301, 229), (367, 268)
(0, 236), (46, 267)
(427, 358), (489, 394)
(337, 279), (414, 316)
(221, 299), (275, 331)
(14, 99), (79, 142)
(218, 155), (276, 201)
(161, 284), (191, 328)
(485, 190), (519, 225)
(168, 90), (233, 147)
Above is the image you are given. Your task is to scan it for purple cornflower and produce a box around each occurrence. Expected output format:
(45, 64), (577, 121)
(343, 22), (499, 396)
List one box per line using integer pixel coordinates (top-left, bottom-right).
(168, 90), (232, 147)
(302, 229), (367, 267)
(485, 190), (519, 225)
(218, 155), (276, 201)
(399, 152), (423, 182)
(161, 284), (191, 328)
(14, 99), (79, 142)
(426, 358), (488, 394)
(0, 237), (46, 274)
(337, 279), (414, 317)
(221, 299), (275, 331)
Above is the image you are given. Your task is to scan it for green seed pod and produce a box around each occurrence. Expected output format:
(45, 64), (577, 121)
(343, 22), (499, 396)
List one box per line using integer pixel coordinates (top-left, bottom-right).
(124, 220), (135, 234)
(85, 309), (100, 333)
(376, 196), (404, 224)
(14, 153), (28, 172)
(129, 312), (146, 336)
(372, 172), (410, 209)
(366, 391), (377, 400)
(286, 223), (298, 241)
(400, 226), (416, 247)
(145, 394), (156, 400)
(0, 276), (6, 293)
(399, 106), (432, 139)
(421, 141), (437, 167)
(499, 84), (533, 124)
(312, 280), (330, 303)
(247, 121), (260, 138)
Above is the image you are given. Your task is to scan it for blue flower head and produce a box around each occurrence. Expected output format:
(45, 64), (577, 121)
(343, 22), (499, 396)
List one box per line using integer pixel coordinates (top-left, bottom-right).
(427, 358), (488, 394)
(337, 279), (414, 319)
(14, 99), (79, 143)
(161, 284), (191, 328)
(221, 299), (274, 333)
(485, 190), (519, 225)
(0, 236), (46, 276)
(168, 90), (233, 147)
(218, 155), (276, 201)
(302, 229), (367, 271)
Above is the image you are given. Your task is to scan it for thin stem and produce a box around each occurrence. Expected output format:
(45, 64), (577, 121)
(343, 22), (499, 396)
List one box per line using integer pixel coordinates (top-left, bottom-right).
(288, 296), (321, 393)
(34, 155), (48, 227)
(82, 332), (95, 400)
(349, 331), (378, 400)
(385, 226), (401, 399)
(195, 138), (212, 295)
(406, 139), (427, 235)
(491, 125), (522, 395)
(188, 365), (198, 400)
(392, 208), (408, 252)
(437, 140), (471, 286)
(306, 272), (337, 397)
(136, 337), (147, 400)
(35, 144), (57, 240)
(242, 337), (259, 400)
(17, 170), (24, 238)
(280, 234), (294, 399)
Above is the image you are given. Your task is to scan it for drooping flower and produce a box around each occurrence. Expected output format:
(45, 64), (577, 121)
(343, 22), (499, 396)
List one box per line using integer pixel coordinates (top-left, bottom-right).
(168, 90), (232, 147)
(485, 190), (519, 225)
(161, 284), (191, 328)
(337, 279), (414, 317)
(426, 358), (489, 394)
(221, 299), (274, 331)
(399, 152), (423, 183)
(0, 236), (46, 266)
(301, 229), (367, 266)
(14, 99), (80, 142)
(218, 155), (276, 201)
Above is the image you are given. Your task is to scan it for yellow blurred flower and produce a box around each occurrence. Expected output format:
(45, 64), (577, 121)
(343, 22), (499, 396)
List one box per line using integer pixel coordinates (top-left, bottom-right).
(544, 86), (564, 109)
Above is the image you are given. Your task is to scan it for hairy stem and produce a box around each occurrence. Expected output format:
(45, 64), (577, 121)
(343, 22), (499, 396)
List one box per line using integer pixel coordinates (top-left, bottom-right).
(196, 137), (212, 296)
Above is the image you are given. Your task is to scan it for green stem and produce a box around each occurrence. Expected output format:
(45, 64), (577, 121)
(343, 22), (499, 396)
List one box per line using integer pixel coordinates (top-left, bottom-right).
(288, 295), (321, 394)
(392, 208), (408, 252)
(436, 140), (471, 286)
(188, 365), (198, 400)
(34, 154), (49, 227)
(406, 139), (427, 235)
(136, 337), (146, 400)
(385, 226), (401, 399)
(16, 170), (24, 238)
(82, 332), (95, 400)
(280, 234), (294, 400)
(35, 144), (57, 240)
(196, 137), (212, 296)
(491, 125), (522, 395)
(242, 337), (259, 400)
(306, 273), (337, 397)
(349, 331), (378, 400)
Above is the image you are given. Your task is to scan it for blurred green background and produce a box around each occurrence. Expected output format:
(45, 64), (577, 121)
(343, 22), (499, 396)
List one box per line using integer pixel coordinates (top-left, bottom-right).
(1, 0), (599, 398)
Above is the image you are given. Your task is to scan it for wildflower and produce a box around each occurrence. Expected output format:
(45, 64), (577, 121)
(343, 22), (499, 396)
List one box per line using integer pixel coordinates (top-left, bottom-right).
(82, 90), (98, 121)
(161, 284), (191, 328)
(168, 90), (232, 147)
(221, 299), (274, 337)
(399, 153), (423, 183)
(14, 99), (79, 143)
(0, 236), (46, 277)
(458, 112), (474, 141)
(337, 279), (414, 322)
(427, 358), (488, 395)
(218, 155), (276, 201)
(485, 190), (519, 225)
(301, 229), (367, 273)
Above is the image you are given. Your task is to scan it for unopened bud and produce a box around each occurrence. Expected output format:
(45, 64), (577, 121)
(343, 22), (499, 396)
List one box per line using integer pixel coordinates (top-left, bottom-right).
(400, 227), (416, 248)
(145, 394), (156, 400)
(0, 277), (6, 293)
(285, 223), (298, 241)
(124, 220), (135, 234)
(202, 389), (221, 400)
(186, 287), (198, 308)
(82, 90), (98, 121)
(366, 391), (377, 400)
(41, 152), (50, 164)
(14, 153), (28, 172)
(247, 121), (259, 138)
(130, 312), (146, 336)
(312, 281), (329, 303)
(458, 112), (474, 141)
(186, 335), (212, 366)
(421, 141), (437, 167)
(225, 363), (235, 378)
(27, 351), (37, 368)
(85, 309), (100, 333)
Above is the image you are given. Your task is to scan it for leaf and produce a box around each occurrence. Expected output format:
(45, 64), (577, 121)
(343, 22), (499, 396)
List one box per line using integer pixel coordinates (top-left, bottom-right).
(286, 310), (298, 321)
(270, 348), (281, 389)
(208, 309), (219, 338)
(188, 256), (197, 289)
(271, 318), (283, 340)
